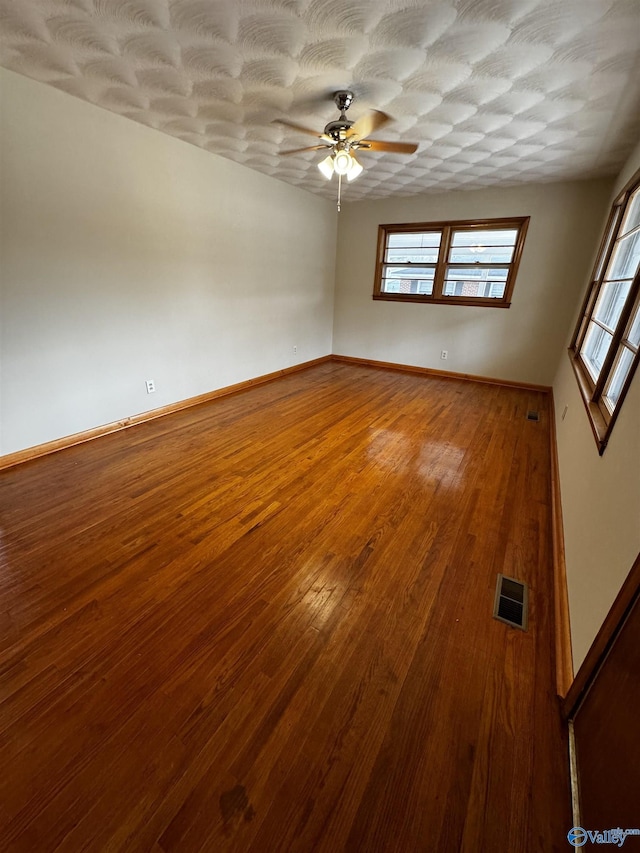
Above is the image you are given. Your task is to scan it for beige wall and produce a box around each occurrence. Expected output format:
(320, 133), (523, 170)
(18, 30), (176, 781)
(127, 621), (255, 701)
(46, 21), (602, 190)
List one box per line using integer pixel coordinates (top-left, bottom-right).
(553, 139), (640, 671)
(333, 180), (612, 386)
(0, 68), (337, 455)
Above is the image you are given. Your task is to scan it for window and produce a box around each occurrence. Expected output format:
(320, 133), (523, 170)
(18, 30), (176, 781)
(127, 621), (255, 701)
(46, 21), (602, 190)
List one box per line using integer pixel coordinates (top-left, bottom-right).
(373, 217), (529, 308)
(570, 170), (640, 453)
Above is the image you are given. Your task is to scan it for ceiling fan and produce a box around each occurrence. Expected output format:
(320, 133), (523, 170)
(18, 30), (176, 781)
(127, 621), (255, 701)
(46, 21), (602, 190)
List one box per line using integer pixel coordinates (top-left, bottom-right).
(275, 91), (419, 209)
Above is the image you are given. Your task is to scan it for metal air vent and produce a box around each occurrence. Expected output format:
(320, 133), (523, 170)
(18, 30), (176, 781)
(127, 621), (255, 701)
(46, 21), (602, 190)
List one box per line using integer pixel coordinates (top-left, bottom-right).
(493, 574), (528, 630)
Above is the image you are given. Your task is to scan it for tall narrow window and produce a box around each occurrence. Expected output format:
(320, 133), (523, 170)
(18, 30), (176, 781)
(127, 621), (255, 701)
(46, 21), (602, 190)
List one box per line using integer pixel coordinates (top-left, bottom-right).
(373, 218), (529, 308)
(570, 171), (640, 453)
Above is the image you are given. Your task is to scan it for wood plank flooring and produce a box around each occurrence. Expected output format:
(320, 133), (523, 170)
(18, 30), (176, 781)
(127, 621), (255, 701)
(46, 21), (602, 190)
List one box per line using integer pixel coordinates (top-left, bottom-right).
(0, 362), (571, 852)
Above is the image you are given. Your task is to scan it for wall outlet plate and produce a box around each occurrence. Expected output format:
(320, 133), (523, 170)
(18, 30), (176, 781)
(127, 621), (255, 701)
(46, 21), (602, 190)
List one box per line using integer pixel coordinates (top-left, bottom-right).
(146, 379), (155, 394)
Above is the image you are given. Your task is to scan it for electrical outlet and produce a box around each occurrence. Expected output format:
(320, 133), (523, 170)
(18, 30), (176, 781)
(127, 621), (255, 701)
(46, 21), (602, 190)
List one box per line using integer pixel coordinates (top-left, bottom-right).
(440, 350), (448, 360)
(293, 345), (297, 353)
(562, 405), (569, 420)
(145, 379), (156, 394)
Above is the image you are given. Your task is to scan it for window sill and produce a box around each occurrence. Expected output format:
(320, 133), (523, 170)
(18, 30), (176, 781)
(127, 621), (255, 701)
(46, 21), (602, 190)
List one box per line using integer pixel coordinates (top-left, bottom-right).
(568, 350), (609, 455)
(372, 294), (511, 308)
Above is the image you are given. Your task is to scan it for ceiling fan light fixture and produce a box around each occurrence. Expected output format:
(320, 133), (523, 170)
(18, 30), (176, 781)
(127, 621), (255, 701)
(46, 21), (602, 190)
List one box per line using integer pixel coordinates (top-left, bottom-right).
(318, 154), (334, 180)
(346, 154), (363, 182)
(333, 149), (352, 176)
(277, 91), (417, 204)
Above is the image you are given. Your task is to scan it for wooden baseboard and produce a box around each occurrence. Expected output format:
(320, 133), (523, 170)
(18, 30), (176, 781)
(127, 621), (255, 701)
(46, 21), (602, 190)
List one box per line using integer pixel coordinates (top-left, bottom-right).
(549, 391), (574, 698)
(0, 356), (332, 471)
(331, 354), (552, 393)
(0, 354), (552, 471)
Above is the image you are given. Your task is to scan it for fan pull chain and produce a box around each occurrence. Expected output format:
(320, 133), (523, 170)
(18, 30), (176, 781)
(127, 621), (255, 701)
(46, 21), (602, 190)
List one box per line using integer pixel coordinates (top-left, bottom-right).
(337, 172), (342, 212)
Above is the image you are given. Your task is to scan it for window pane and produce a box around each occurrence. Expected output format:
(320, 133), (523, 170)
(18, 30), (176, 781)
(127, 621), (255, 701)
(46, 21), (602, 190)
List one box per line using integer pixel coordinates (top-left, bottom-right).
(451, 229), (518, 247)
(593, 279), (632, 330)
(445, 267), (508, 279)
(594, 210), (622, 280)
(387, 232), (441, 249)
(442, 280), (507, 298)
(607, 229), (640, 280)
(621, 189), (640, 235)
(382, 265), (434, 295)
(449, 245), (514, 263)
(626, 304), (640, 347)
(603, 346), (635, 411)
(443, 267), (507, 299)
(581, 321), (613, 381)
(386, 246), (440, 263)
(450, 228), (517, 265)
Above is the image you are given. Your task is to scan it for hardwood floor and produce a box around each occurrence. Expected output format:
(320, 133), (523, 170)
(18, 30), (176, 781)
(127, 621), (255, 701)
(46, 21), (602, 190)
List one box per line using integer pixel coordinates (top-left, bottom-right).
(0, 362), (571, 851)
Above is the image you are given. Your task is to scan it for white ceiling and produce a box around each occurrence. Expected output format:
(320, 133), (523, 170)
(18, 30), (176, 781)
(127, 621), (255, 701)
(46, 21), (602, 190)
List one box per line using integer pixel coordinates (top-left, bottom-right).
(2, 0), (639, 202)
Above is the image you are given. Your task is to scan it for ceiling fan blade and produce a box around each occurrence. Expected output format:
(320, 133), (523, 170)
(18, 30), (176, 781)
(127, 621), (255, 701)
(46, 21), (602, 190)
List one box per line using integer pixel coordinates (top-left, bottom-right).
(347, 110), (390, 141)
(273, 118), (325, 138)
(359, 139), (419, 154)
(281, 145), (330, 155)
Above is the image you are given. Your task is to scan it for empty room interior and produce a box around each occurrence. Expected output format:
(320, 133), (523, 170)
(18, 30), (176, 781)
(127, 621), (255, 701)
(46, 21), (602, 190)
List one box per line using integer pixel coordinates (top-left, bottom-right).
(1, 1), (639, 851)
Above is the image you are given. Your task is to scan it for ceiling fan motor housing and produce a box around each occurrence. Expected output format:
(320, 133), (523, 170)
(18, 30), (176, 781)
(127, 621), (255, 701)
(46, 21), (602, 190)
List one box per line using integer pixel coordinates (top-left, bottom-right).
(324, 90), (355, 141)
(324, 119), (353, 141)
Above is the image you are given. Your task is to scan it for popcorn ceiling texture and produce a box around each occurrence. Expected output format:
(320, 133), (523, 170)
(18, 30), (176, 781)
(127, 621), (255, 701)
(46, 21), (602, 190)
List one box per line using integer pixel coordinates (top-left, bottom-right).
(1, 0), (639, 201)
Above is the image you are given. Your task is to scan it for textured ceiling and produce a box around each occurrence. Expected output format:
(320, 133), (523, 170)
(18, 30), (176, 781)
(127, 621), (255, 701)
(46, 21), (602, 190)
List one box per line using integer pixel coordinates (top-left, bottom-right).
(2, 0), (640, 202)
